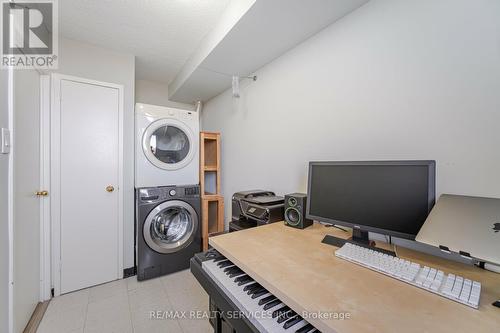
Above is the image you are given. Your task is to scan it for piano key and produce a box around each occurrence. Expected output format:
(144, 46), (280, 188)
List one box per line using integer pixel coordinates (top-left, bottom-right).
(283, 315), (303, 330)
(296, 323), (314, 333)
(234, 274), (251, 283)
(246, 285), (263, 295)
(272, 306), (290, 319)
(229, 271), (246, 278)
(224, 265), (237, 272)
(263, 299), (282, 310)
(218, 261), (234, 268)
(277, 310), (296, 324)
(248, 286), (266, 295)
(250, 290), (269, 300)
(216, 259), (230, 266)
(238, 278), (254, 286)
(223, 265), (239, 273)
(234, 274), (248, 280)
(251, 289), (269, 299)
(213, 256), (226, 262)
(258, 295), (277, 306)
(225, 268), (242, 276)
(243, 282), (259, 292)
(202, 257), (317, 333)
(277, 311), (292, 324)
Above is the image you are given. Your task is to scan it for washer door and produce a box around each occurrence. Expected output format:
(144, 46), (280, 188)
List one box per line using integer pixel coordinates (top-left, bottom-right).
(142, 118), (195, 170)
(143, 200), (198, 254)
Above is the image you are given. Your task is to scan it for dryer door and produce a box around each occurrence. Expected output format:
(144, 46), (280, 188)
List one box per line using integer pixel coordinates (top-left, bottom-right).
(143, 200), (199, 254)
(142, 118), (195, 170)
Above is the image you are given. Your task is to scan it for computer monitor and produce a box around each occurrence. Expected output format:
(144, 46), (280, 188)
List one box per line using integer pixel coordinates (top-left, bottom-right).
(306, 161), (436, 243)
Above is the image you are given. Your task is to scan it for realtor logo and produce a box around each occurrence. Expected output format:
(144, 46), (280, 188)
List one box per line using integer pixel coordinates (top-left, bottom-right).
(1, 0), (58, 69)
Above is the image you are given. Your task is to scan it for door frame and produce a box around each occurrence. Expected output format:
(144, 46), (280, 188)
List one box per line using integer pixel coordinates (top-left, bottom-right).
(43, 74), (124, 297)
(7, 64), (14, 333)
(40, 75), (51, 301)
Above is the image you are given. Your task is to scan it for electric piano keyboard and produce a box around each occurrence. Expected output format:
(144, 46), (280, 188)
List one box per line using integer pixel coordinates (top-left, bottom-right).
(191, 250), (321, 333)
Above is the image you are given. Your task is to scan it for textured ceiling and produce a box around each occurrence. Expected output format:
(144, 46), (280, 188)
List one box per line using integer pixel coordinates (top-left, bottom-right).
(60, 0), (231, 83)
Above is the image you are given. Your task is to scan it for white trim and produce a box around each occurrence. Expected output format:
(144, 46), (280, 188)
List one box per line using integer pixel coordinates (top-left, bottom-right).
(7, 60), (14, 333)
(39, 75), (51, 301)
(117, 79), (124, 281)
(7, 15), (14, 333)
(50, 74), (61, 296)
(50, 74), (124, 296)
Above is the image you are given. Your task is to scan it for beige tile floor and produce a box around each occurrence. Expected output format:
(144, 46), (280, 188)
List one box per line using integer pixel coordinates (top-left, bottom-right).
(37, 269), (212, 333)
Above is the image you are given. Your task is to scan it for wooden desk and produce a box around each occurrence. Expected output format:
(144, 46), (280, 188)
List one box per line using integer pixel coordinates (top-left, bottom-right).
(209, 222), (500, 333)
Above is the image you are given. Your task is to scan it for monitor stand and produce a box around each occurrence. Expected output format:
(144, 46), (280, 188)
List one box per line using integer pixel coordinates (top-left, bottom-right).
(322, 229), (396, 257)
(351, 229), (370, 245)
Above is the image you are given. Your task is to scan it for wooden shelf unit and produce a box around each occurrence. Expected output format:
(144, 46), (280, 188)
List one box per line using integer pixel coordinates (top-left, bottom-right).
(201, 195), (224, 251)
(200, 131), (224, 250)
(200, 132), (221, 196)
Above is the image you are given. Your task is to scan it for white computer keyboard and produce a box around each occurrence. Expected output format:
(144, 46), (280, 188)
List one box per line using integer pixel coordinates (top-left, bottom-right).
(335, 242), (481, 309)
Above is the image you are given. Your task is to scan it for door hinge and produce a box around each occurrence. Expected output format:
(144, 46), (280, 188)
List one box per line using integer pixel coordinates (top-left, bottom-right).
(51, 288), (54, 297)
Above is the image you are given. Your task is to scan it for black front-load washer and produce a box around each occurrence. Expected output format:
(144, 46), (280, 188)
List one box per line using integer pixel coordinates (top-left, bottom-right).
(136, 185), (201, 281)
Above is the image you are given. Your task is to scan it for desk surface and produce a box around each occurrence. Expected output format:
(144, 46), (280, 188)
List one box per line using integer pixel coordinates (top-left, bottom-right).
(209, 222), (500, 333)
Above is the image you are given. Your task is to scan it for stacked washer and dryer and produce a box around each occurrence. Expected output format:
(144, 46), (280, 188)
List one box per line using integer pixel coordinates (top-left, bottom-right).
(135, 103), (201, 281)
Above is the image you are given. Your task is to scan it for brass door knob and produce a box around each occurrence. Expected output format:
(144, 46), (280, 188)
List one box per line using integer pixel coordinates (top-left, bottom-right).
(106, 185), (115, 192)
(35, 190), (49, 197)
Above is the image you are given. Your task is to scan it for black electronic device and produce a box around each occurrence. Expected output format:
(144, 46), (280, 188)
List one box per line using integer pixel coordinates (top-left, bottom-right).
(230, 190), (284, 231)
(284, 193), (313, 229)
(306, 160), (436, 247)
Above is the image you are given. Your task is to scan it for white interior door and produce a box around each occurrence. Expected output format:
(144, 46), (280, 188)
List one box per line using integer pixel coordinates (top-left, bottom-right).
(53, 76), (123, 294)
(13, 69), (41, 332)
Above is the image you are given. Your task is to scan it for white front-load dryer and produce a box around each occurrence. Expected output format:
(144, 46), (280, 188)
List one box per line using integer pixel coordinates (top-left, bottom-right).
(135, 103), (199, 188)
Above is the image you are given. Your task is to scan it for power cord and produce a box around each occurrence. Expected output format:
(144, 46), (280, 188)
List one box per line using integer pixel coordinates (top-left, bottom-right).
(475, 262), (500, 308)
(319, 222), (349, 233)
(475, 261), (500, 274)
(385, 235), (398, 257)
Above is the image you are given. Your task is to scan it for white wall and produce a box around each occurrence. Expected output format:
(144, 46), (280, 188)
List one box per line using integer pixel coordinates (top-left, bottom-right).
(135, 79), (195, 110)
(56, 38), (136, 269)
(202, 0), (500, 250)
(169, 0), (255, 99)
(0, 69), (10, 333)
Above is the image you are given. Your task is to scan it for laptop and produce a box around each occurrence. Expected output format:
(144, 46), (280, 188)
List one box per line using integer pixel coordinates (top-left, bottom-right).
(416, 194), (500, 266)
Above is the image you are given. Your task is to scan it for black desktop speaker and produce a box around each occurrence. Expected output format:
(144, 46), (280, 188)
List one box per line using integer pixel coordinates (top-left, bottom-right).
(284, 193), (313, 229)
